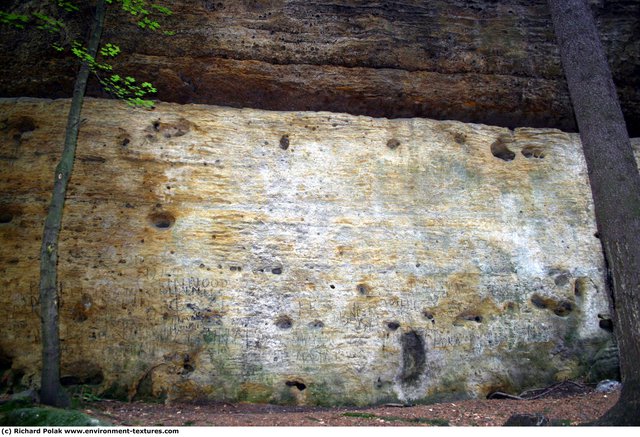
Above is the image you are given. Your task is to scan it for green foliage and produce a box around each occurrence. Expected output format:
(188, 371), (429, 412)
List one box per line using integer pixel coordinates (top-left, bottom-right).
(0, 11), (29, 29)
(99, 42), (121, 57)
(0, 0), (173, 108)
(56, 1), (80, 13)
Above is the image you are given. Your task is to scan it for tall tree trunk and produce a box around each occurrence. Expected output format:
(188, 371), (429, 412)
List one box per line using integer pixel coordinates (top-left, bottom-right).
(548, 0), (640, 425)
(39, 0), (106, 408)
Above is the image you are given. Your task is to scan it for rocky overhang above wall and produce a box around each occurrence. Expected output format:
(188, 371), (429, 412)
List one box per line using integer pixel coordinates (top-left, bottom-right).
(0, 0), (639, 136)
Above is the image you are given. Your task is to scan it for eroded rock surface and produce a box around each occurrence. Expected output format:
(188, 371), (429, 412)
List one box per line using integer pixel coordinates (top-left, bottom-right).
(0, 97), (628, 405)
(0, 0), (638, 135)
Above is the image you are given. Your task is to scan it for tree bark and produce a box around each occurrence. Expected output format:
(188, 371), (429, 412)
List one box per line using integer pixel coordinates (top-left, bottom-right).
(547, 0), (640, 425)
(39, 0), (106, 408)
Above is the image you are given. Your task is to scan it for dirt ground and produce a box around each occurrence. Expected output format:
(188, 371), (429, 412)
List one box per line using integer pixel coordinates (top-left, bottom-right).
(85, 382), (620, 427)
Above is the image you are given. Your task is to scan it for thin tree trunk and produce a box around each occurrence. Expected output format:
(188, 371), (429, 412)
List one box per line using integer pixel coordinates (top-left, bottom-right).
(39, 0), (106, 408)
(547, 0), (640, 425)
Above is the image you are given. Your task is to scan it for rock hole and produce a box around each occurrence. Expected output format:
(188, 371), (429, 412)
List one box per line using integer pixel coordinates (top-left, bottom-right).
(329, 284), (335, 289)
(285, 380), (306, 391)
(279, 134), (290, 150)
(453, 132), (466, 145)
(386, 138), (401, 149)
(598, 315), (613, 332)
(386, 321), (400, 331)
(553, 300), (573, 317)
(121, 137), (130, 147)
(272, 267), (282, 275)
(530, 293), (548, 309)
(491, 137), (515, 161)
(400, 330), (426, 385)
(0, 211), (13, 224)
(60, 361), (104, 386)
(309, 320), (324, 329)
(149, 211), (175, 229)
(275, 315), (293, 329)
(521, 145), (545, 159)
(152, 120), (160, 131)
(12, 116), (36, 133)
(422, 310), (435, 324)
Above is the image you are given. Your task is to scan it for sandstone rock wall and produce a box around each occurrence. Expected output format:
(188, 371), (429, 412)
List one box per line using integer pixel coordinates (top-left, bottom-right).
(0, 98), (626, 405)
(1, 0), (639, 135)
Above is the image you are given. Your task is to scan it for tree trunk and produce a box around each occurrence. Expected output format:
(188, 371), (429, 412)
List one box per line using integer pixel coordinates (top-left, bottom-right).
(547, 0), (640, 425)
(39, 0), (106, 408)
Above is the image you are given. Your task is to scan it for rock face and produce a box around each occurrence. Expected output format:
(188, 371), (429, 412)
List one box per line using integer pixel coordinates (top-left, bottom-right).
(0, 0), (639, 135)
(0, 97), (627, 405)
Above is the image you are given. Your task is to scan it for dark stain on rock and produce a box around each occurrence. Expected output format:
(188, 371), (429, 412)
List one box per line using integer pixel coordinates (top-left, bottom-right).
(79, 155), (107, 163)
(400, 330), (426, 385)
(279, 134), (290, 150)
(356, 283), (370, 295)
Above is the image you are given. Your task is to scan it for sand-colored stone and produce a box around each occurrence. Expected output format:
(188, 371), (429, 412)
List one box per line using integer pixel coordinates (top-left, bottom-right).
(0, 97), (627, 405)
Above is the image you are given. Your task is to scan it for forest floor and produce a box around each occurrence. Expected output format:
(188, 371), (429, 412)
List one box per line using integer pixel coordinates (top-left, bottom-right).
(85, 382), (620, 427)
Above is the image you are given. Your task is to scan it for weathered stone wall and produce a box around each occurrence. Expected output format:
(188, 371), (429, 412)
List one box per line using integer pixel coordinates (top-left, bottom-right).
(0, 98), (628, 405)
(1, 0), (639, 135)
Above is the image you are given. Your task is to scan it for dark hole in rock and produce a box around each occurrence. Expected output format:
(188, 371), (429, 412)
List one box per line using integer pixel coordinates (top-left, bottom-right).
(121, 137), (130, 147)
(356, 283), (370, 295)
(598, 318), (613, 332)
(272, 267), (282, 275)
(456, 311), (483, 324)
(279, 134), (290, 150)
(553, 300), (573, 317)
(574, 277), (588, 297)
(149, 211), (175, 229)
(491, 137), (515, 161)
(386, 138), (401, 149)
(275, 315), (293, 329)
(330, 284), (335, 289)
(309, 320), (324, 329)
(400, 330), (426, 386)
(453, 132), (466, 145)
(12, 116), (36, 133)
(530, 294), (548, 309)
(182, 363), (195, 374)
(0, 212), (13, 224)
(285, 380), (306, 391)
(554, 274), (570, 287)
(61, 362), (104, 386)
(521, 145), (545, 159)
(152, 120), (160, 131)
(387, 321), (400, 331)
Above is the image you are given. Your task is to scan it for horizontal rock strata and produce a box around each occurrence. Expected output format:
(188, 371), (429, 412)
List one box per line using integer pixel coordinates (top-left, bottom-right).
(0, 0), (638, 135)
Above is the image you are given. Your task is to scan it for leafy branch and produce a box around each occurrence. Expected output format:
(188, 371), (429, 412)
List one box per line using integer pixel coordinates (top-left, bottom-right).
(1, 0), (173, 107)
